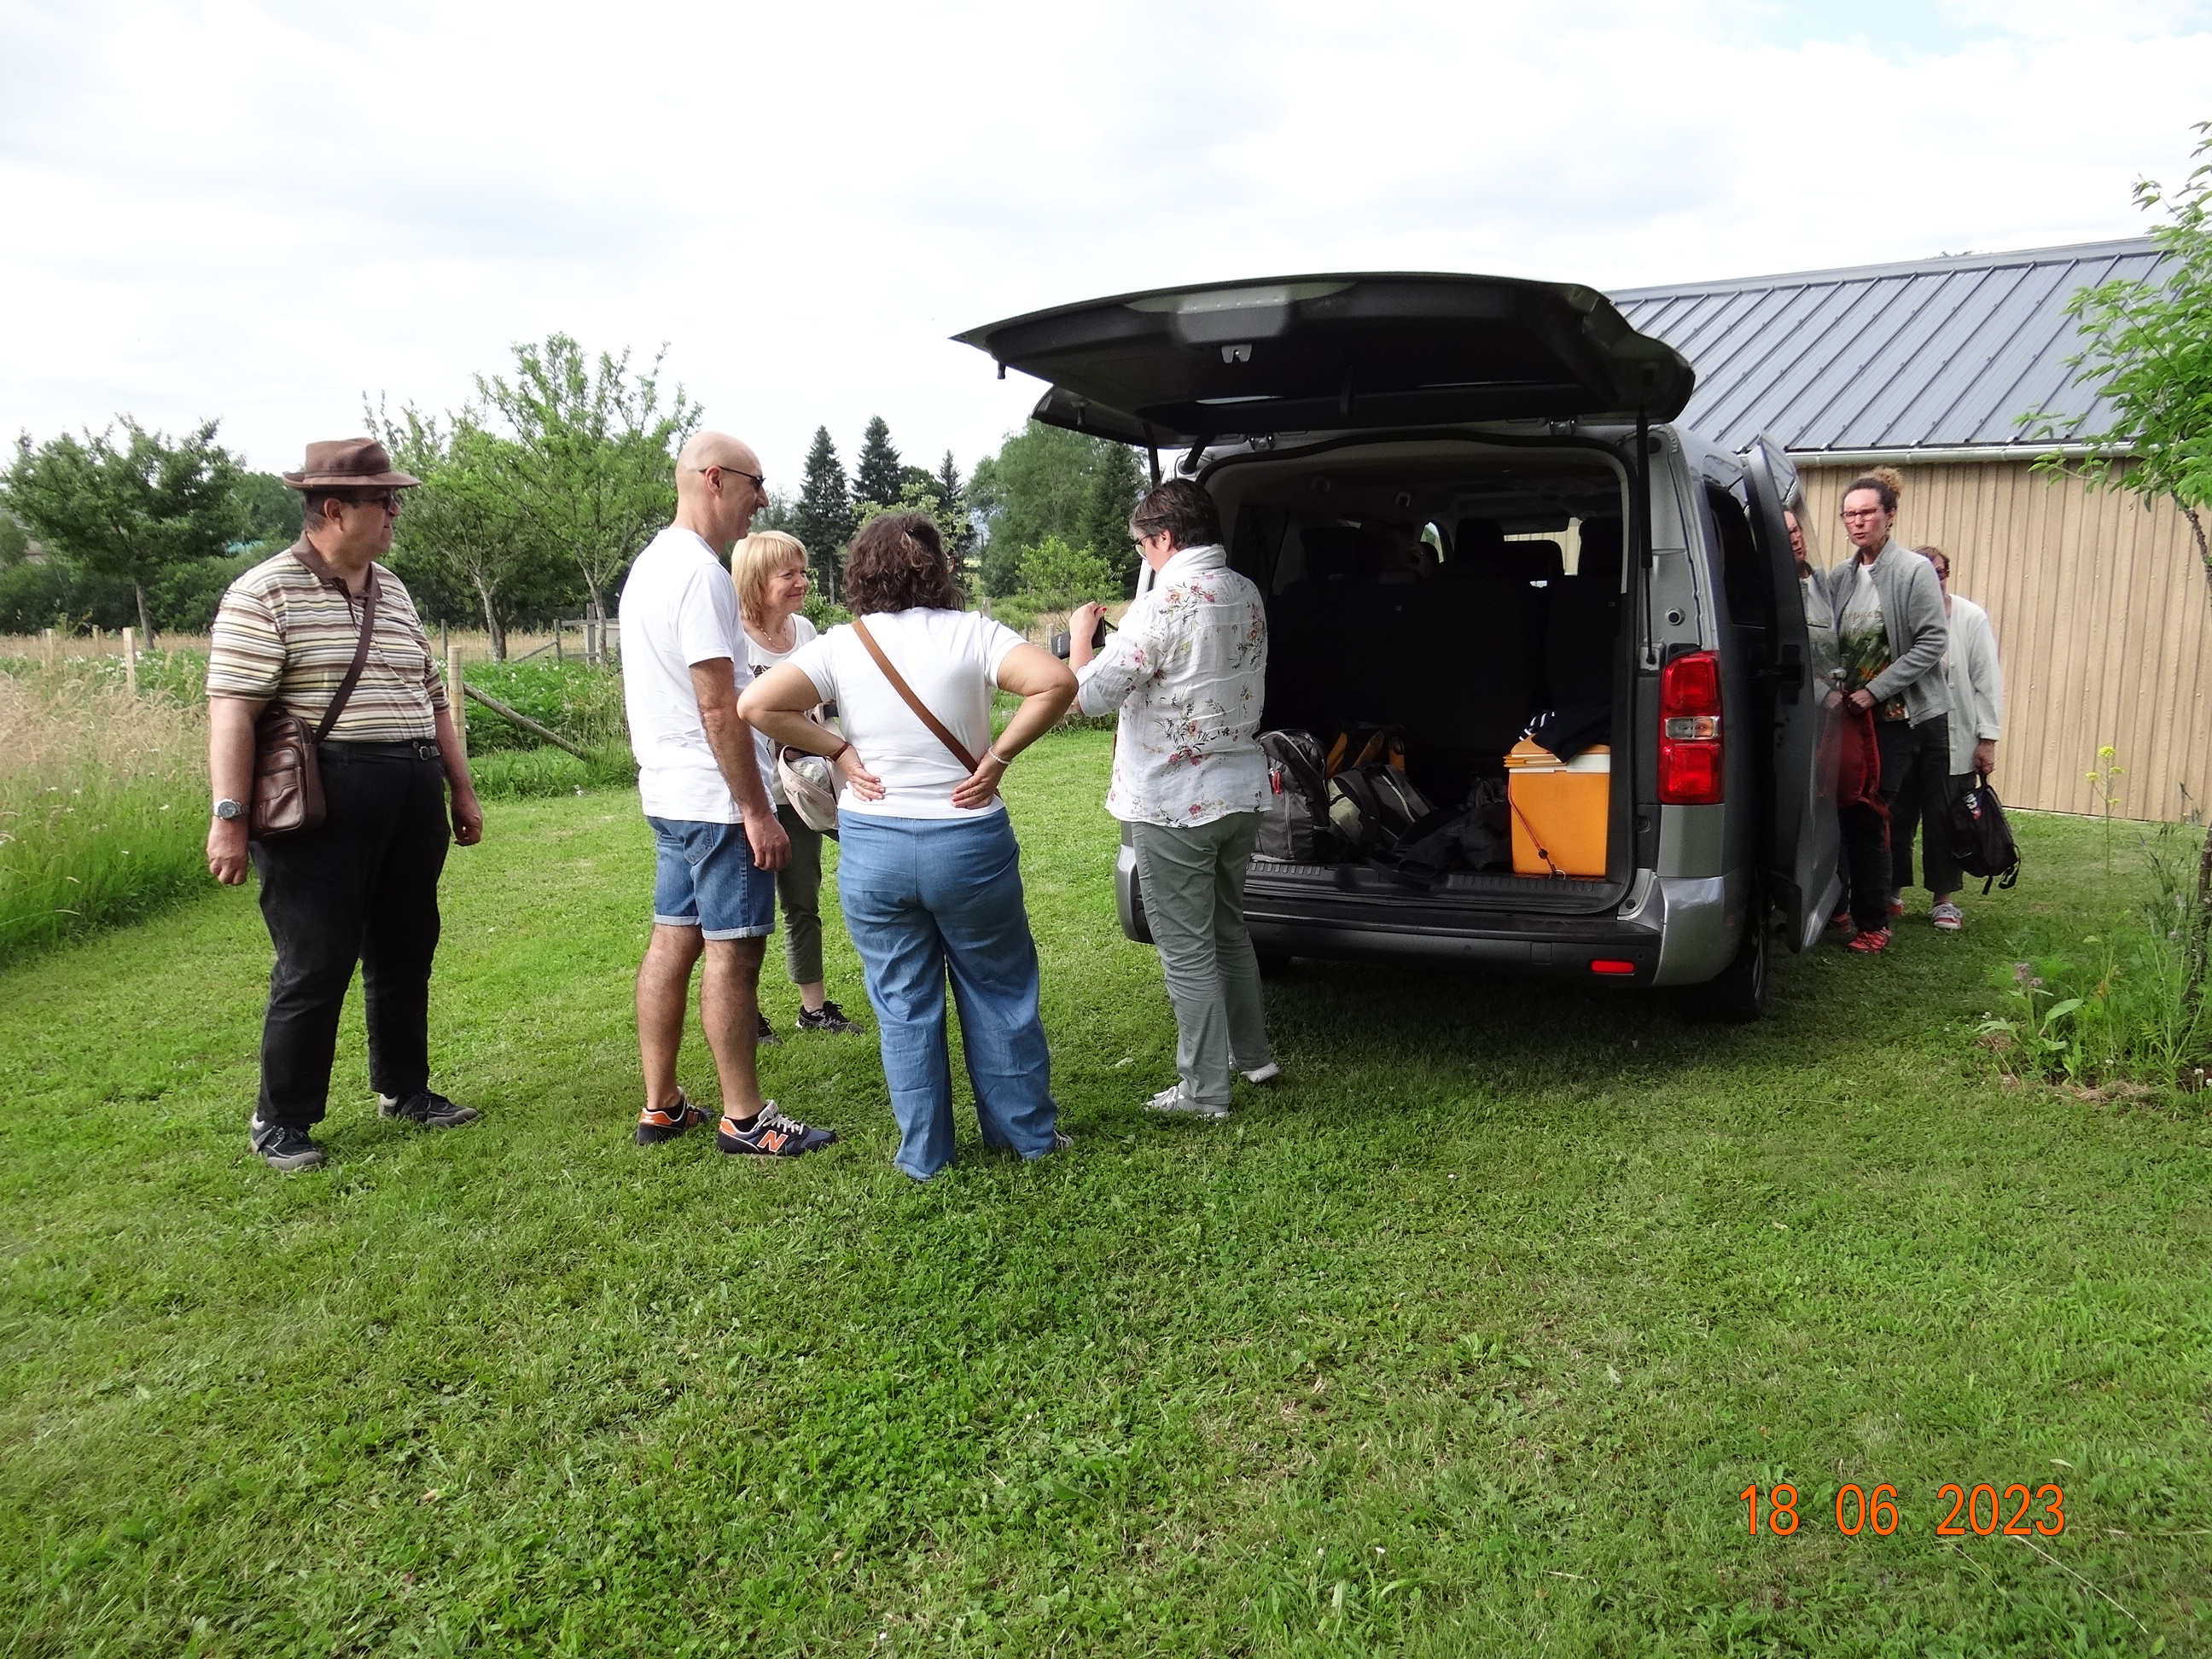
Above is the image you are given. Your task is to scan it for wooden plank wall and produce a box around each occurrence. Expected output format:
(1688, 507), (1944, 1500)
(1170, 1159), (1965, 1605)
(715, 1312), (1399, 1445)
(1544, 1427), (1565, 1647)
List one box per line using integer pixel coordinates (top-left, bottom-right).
(1797, 461), (2212, 823)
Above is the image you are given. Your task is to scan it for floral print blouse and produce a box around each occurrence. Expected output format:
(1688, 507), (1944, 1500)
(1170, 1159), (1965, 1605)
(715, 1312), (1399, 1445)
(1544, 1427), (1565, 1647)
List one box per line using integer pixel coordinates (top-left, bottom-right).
(1074, 542), (1271, 828)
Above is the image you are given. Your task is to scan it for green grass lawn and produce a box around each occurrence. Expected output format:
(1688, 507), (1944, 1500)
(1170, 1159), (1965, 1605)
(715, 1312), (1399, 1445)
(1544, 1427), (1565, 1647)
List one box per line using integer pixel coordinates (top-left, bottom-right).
(3, 731), (2208, 1656)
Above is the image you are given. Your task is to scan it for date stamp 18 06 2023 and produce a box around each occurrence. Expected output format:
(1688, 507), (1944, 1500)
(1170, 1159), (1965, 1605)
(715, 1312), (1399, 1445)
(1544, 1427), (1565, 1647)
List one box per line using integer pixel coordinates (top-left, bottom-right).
(1739, 1482), (2066, 1539)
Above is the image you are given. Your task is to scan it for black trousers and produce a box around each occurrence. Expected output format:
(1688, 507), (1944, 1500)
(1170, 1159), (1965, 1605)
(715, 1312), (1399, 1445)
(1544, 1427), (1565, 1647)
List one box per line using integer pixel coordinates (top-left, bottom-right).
(1879, 713), (1960, 896)
(249, 742), (450, 1127)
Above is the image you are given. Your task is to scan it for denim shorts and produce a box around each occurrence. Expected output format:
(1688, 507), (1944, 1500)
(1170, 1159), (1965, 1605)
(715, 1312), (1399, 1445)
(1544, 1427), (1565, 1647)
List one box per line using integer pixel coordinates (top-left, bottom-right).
(647, 817), (776, 940)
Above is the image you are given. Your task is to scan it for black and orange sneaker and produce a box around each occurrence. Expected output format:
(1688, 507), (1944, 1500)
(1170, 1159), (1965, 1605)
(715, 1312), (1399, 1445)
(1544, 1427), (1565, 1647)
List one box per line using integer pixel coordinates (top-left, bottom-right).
(717, 1103), (836, 1158)
(635, 1090), (712, 1146)
(1848, 927), (1892, 955)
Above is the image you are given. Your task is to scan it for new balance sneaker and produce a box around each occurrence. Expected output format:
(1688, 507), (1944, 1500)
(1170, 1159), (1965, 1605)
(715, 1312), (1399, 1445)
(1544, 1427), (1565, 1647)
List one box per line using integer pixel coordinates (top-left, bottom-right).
(1051, 1129), (1075, 1154)
(634, 1090), (712, 1146)
(378, 1091), (480, 1129)
(718, 1103), (836, 1158)
(754, 1012), (783, 1047)
(1931, 901), (1965, 932)
(1848, 927), (1893, 955)
(1240, 1062), (1282, 1086)
(795, 1000), (864, 1035)
(1144, 1083), (1229, 1122)
(249, 1115), (324, 1172)
(1828, 909), (1853, 933)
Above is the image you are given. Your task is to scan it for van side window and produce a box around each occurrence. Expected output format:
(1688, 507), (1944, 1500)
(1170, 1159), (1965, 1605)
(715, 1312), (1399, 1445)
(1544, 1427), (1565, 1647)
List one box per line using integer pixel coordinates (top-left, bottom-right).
(1705, 484), (1772, 637)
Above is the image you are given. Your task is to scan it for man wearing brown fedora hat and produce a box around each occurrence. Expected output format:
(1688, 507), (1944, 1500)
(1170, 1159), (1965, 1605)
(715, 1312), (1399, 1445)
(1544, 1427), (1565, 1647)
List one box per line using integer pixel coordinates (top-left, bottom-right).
(206, 437), (486, 1172)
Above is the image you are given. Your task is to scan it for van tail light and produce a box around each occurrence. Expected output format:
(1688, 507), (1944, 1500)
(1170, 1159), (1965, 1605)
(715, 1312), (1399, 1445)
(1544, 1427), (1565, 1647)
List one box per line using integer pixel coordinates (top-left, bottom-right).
(1590, 959), (1637, 976)
(1658, 650), (1725, 805)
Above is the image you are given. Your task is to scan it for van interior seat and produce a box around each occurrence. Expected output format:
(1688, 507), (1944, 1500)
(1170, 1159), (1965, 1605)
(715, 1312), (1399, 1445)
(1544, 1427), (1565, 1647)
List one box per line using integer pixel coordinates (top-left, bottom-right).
(1545, 517), (1625, 713)
(1266, 525), (1369, 733)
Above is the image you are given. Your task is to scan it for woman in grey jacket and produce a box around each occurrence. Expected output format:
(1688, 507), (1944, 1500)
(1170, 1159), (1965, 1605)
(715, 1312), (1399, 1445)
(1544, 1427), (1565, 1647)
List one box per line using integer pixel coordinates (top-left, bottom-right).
(1823, 474), (1951, 952)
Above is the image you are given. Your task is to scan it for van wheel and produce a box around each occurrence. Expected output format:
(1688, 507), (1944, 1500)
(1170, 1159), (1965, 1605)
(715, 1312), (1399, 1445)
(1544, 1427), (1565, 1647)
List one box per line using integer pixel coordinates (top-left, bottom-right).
(1688, 893), (1770, 1022)
(1255, 951), (1293, 979)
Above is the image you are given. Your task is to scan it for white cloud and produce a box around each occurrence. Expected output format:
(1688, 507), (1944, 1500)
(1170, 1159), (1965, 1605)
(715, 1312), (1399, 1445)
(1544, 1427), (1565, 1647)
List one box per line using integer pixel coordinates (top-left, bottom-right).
(1, 0), (2207, 484)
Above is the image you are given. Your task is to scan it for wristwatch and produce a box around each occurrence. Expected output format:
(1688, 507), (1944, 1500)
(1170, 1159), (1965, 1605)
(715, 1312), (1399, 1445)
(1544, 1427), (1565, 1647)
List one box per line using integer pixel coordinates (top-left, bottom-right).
(213, 798), (246, 822)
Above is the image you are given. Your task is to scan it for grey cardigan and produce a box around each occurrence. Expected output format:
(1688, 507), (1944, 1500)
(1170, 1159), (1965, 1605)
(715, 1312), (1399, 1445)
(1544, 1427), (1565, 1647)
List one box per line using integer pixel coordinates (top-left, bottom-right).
(1823, 539), (1950, 725)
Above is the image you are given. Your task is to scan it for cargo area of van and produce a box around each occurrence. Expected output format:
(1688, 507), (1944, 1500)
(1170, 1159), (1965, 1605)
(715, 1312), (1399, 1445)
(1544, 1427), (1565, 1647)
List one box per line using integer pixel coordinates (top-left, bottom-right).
(1225, 451), (1635, 909)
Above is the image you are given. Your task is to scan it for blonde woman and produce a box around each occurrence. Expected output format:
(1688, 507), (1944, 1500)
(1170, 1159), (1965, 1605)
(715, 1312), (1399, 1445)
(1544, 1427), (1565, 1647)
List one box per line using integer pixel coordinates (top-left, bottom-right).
(734, 531), (864, 1037)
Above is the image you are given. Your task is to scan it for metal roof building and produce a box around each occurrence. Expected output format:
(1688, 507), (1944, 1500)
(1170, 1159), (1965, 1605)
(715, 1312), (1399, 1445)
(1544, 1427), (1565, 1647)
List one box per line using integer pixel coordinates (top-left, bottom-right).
(1611, 238), (2168, 462)
(1607, 236), (2207, 824)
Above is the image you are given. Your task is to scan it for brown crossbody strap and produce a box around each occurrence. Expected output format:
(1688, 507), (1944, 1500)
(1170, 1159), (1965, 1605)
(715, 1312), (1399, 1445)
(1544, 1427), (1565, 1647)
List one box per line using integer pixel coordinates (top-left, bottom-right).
(849, 614), (981, 773)
(299, 556), (380, 742)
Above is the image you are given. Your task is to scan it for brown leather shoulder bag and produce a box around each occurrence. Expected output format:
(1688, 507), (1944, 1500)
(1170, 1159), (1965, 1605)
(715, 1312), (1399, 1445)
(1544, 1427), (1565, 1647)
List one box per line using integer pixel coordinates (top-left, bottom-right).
(250, 564), (380, 841)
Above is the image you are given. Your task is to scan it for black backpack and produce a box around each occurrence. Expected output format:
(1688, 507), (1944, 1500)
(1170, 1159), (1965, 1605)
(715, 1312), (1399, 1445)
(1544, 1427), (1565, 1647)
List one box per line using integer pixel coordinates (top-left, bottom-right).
(1946, 771), (2021, 892)
(1257, 731), (1336, 863)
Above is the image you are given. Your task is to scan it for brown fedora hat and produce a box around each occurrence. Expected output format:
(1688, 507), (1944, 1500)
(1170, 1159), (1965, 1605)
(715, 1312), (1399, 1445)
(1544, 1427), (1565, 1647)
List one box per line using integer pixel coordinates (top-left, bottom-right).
(282, 437), (422, 492)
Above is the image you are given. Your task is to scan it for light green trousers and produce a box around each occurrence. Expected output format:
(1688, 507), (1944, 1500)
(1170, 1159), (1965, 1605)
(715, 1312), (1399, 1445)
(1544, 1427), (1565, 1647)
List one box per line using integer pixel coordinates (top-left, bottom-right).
(1130, 812), (1273, 1107)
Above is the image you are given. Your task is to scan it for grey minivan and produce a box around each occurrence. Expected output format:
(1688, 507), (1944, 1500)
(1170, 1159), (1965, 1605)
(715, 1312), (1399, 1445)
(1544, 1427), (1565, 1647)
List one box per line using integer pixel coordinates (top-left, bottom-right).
(958, 272), (1842, 1020)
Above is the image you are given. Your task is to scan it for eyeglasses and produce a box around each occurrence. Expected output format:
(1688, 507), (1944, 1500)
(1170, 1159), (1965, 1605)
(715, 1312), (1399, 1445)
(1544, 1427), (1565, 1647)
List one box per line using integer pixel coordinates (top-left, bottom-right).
(329, 491), (401, 514)
(710, 466), (766, 492)
(1839, 508), (1886, 522)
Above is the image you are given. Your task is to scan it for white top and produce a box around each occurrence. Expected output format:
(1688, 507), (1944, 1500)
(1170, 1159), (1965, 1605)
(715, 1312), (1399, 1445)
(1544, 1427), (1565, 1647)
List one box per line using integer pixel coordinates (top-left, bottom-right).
(617, 526), (765, 823)
(1074, 542), (1270, 827)
(787, 608), (1026, 819)
(745, 611), (819, 806)
(1941, 593), (2005, 775)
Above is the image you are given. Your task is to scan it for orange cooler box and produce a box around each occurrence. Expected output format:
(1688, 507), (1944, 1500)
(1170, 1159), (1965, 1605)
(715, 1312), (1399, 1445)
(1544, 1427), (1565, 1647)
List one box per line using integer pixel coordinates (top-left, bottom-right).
(1505, 740), (1610, 876)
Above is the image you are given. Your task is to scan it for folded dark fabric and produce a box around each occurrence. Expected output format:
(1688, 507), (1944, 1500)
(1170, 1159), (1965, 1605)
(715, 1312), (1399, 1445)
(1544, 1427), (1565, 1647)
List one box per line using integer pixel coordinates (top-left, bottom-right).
(1525, 702), (1610, 760)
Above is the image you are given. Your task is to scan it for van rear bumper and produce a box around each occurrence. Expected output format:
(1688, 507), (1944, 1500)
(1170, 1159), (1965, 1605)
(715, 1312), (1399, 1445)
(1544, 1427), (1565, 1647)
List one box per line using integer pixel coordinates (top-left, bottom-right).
(1117, 843), (1744, 987)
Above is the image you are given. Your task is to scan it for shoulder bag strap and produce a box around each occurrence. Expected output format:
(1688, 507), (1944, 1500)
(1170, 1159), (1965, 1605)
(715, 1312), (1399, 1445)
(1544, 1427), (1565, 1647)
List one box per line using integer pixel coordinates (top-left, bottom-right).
(849, 614), (980, 773)
(311, 564), (381, 742)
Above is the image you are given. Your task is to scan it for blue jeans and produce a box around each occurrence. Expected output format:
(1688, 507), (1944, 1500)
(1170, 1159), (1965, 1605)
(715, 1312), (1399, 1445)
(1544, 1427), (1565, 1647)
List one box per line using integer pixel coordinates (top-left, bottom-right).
(835, 810), (1058, 1179)
(647, 816), (776, 940)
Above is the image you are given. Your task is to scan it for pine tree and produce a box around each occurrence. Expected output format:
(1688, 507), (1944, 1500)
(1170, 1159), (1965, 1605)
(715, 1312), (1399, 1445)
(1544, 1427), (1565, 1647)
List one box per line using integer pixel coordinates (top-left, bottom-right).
(853, 415), (903, 509)
(934, 451), (973, 559)
(1077, 440), (1148, 596)
(793, 426), (854, 596)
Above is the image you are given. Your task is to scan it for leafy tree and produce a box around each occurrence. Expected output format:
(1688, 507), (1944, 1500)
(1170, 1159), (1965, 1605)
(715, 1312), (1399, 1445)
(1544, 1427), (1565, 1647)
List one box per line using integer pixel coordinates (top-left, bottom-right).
(3, 417), (244, 642)
(0, 512), (26, 570)
(793, 427), (855, 597)
(853, 415), (903, 509)
(375, 403), (546, 661)
(235, 470), (303, 546)
(2034, 121), (2212, 997)
(1017, 533), (1115, 615)
(970, 421), (1141, 597)
(475, 334), (699, 659)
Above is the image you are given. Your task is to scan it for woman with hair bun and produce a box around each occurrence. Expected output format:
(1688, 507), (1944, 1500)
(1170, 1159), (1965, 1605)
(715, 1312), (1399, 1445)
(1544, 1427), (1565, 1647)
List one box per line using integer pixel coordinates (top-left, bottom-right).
(740, 513), (1079, 1180)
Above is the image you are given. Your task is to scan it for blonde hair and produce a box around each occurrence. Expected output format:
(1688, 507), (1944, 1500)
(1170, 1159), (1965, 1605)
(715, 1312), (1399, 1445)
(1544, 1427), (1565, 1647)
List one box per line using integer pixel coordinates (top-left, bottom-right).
(733, 531), (809, 626)
(1869, 465), (1906, 503)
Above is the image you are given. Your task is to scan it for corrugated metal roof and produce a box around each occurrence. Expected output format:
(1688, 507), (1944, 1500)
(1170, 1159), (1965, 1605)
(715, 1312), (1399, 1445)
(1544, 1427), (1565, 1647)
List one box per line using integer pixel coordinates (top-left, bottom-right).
(1611, 238), (2168, 457)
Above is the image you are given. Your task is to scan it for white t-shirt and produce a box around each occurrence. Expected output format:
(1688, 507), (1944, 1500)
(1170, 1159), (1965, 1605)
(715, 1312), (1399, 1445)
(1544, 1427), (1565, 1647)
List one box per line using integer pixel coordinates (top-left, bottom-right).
(744, 611), (819, 807)
(617, 526), (763, 823)
(786, 608), (1026, 819)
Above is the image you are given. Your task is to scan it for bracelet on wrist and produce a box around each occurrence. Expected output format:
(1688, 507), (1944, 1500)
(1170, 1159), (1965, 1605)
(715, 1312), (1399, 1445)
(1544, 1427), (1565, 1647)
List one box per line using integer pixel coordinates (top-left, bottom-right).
(986, 748), (1012, 767)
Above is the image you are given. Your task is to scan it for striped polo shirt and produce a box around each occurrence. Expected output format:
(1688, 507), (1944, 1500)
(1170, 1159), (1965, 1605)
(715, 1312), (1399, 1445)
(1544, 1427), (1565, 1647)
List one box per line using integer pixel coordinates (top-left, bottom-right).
(207, 541), (447, 741)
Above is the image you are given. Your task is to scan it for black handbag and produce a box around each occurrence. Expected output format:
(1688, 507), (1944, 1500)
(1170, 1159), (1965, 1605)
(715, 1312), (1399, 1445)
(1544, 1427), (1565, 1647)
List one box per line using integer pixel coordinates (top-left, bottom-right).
(1945, 771), (2021, 893)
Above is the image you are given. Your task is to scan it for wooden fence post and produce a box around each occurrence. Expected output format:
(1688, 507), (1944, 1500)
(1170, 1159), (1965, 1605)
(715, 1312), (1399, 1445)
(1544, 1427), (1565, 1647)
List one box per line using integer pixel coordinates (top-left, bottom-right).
(447, 645), (467, 752)
(41, 627), (55, 669)
(122, 626), (138, 696)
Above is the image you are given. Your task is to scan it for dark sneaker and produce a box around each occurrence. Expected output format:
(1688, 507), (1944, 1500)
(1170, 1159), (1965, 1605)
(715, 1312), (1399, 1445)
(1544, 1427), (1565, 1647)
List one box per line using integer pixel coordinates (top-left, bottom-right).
(378, 1091), (480, 1129)
(795, 1000), (864, 1035)
(635, 1090), (712, 1146)
(755, 1011), (783, 1047)
(718, 1103), (835, 1158)
(1051, 1129), (1074, 1154)
(249, 1115), (324, 1172)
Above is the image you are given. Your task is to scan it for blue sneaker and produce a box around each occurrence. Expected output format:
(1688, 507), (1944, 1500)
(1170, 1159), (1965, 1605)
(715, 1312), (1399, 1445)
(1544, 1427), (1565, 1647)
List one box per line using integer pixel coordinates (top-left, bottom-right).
(718, 1103), (836, 1158)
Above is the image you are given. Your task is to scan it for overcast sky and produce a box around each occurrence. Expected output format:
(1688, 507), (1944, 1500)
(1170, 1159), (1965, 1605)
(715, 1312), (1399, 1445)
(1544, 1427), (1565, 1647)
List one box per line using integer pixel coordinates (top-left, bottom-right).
(3, 0), (2209, 486)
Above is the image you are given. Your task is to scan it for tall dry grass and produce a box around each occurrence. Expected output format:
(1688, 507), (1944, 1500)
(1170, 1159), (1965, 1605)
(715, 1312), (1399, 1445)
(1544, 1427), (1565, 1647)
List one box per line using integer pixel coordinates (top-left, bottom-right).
(0, 659), (210, 964)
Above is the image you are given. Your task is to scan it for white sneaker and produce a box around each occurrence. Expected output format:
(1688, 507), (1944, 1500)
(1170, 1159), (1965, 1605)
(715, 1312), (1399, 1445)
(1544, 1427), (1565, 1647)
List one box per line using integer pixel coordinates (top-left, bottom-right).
(1240, 1062), (1282, 1086)
(1931, 901), (1964, 932)
(1144, 1083), (1228, 1121)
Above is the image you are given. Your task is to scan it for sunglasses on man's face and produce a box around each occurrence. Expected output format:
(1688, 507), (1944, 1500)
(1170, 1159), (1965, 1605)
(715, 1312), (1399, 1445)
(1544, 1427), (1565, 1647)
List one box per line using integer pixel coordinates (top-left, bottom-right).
(713, 466), (766, 492)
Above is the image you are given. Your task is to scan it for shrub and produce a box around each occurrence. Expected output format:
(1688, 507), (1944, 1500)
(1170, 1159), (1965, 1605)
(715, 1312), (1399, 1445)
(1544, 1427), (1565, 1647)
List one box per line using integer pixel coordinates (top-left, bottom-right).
(457, 660), (626, 754)
(1978, 822), (2211, 1092)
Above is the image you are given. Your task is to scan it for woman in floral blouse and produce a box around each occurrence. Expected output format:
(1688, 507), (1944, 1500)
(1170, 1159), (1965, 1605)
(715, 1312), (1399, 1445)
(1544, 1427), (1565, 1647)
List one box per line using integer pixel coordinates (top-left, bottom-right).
(1070, 480), (1278, 1123)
